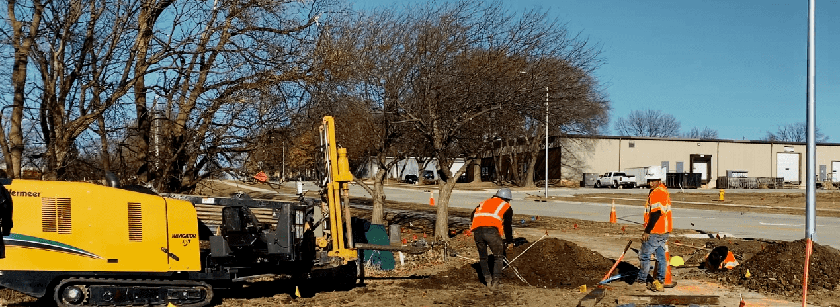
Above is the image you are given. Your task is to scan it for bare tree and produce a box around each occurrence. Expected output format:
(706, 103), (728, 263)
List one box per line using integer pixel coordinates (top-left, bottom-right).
(510, 60), (607, 188)
(2, 0), (44, 178)
(127, 0), (326, 192)
(614, 109), (680, 138)
(764, 122), (828, 143)
(306, 8), (439, 224)
(683, 127), (718, 139)
(1, 0), (329, 188)
(27, 0), (160, 180)
(381, 1), (607, 239)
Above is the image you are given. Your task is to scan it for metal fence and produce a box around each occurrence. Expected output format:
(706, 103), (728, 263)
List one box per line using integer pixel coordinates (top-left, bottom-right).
(716, 177), (785, 189)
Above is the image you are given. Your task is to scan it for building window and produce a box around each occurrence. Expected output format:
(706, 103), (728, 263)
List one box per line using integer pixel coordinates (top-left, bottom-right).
(629, 141), (635, 148)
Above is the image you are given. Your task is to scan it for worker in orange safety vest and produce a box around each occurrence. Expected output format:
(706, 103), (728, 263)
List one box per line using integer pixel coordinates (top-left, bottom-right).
(634, 178), (673, 292)
(470, 188), (514, 290)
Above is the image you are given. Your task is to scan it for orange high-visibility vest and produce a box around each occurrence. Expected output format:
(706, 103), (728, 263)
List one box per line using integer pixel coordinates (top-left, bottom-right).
(470, 197), (510, 236)
(644, 183), (672, 234)
(721, 251), (739, 270)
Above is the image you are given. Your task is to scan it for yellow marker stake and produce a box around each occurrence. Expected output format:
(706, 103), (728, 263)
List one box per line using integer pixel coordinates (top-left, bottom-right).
(295, 286), (301, 297)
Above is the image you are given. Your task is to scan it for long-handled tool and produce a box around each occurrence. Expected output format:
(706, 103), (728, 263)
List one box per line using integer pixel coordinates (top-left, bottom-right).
(601, 240), (633, 283)
(599, 269), (640, 284)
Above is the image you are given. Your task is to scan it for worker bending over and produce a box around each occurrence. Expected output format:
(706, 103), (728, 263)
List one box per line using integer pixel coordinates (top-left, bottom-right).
(470, 188), (514, 290)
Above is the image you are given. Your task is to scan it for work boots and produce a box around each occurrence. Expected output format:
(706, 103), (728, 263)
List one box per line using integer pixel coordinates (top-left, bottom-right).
(489, 276), (502, 290)
(485, 276), (494, 289)
(647, 280), (664, 292)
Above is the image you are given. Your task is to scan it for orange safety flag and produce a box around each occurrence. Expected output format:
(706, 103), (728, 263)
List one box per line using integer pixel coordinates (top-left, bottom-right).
(254, 171), (268, 182)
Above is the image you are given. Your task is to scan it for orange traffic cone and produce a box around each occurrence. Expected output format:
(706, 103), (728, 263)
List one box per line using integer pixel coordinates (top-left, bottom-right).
(430, 191), (435, 206)
(662, 245), (676, 288)
(610, 201), (617, 223)
(739, 294), (746, 307)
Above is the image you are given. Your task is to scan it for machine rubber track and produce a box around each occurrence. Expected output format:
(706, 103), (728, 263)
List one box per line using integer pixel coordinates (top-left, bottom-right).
(53, 277), (213, 307)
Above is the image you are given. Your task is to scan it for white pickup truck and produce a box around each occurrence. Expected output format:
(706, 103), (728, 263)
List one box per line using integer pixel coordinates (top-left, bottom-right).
(595, 172), (637, 189)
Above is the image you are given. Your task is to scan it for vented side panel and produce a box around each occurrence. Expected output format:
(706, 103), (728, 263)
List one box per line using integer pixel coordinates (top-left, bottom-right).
(128, 202), (143, 242)
(42, 198), (71, 234)
(41, 201), (57, 233)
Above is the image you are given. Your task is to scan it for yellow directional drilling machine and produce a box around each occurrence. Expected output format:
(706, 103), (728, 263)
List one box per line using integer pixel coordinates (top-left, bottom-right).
(0, 116), (399, 306)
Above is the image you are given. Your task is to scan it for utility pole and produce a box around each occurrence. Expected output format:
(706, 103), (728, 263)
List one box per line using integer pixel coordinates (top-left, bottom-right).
(803, 1), (816, 306)
(545, 86), (549, 199)
(283, 142), (286, 182)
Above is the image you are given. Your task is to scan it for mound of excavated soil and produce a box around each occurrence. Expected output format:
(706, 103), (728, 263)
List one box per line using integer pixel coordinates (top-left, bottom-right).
(506, 238), (634, 288)
(409, 238), (632, 290)
(729, 239), (840, 296)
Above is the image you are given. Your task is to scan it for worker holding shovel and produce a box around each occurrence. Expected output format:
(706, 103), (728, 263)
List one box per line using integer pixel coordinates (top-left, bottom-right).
(470, 188), (514, 290)
(635, 178), (672, 292)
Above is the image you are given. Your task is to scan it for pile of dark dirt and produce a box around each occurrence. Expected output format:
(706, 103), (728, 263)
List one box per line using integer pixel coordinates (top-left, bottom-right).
(728, 239), (840, 296)
(505, 238), (633, 288)
(408, 238), (634, 290)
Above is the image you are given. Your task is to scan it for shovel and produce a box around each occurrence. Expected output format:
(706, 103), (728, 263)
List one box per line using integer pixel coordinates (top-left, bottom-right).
(601, 240), (633, 283)
(599, 269), (640, 284)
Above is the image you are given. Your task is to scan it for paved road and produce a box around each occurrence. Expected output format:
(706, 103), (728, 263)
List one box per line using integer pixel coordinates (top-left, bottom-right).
(232, 181), (840, 250)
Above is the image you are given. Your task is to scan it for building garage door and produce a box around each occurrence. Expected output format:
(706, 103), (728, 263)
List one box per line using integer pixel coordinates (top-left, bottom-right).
(692, 162), (708, 180)
(832, 161), (840, 183)
(777, 153), (800, 183)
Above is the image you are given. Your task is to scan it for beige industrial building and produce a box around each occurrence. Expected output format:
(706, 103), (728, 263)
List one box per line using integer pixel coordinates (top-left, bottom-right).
(361, 135), (840, 189)
(560, 136), (840, 189)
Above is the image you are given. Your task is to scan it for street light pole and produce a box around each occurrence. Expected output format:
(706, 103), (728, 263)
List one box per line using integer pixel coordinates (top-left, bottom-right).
(520, 71), (550, 199)
(282, 142), (286, 182)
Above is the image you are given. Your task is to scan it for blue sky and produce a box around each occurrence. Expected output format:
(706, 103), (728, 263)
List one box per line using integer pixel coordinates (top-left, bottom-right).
(351, 0), (840, 142)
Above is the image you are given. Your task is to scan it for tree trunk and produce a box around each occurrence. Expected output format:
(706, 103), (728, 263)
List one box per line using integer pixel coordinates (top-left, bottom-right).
(520, 132), (543, 188)
(43, 138), (71, 180)
(509, 152), (521, 186)
(493, 151), (504, 183)
(133, 15), (152, 184)
(6, 0), (43, 178)
(371, 168), (388, 224)
(97, 115), (110, 171)
(133, 91), (151, 183)
(434, 177), (456, 240)
(523, 153), (537, 188)
(470, 159), (481, 182)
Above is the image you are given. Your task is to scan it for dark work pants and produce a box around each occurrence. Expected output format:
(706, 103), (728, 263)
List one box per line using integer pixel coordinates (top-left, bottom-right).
(473, 227), (505, 283)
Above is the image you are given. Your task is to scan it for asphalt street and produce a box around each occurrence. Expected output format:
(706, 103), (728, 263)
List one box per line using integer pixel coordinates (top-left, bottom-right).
(229, 180), (840, 250)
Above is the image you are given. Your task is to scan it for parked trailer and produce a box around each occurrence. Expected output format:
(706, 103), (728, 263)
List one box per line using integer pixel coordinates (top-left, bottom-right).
(624, 166), (666, 188)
